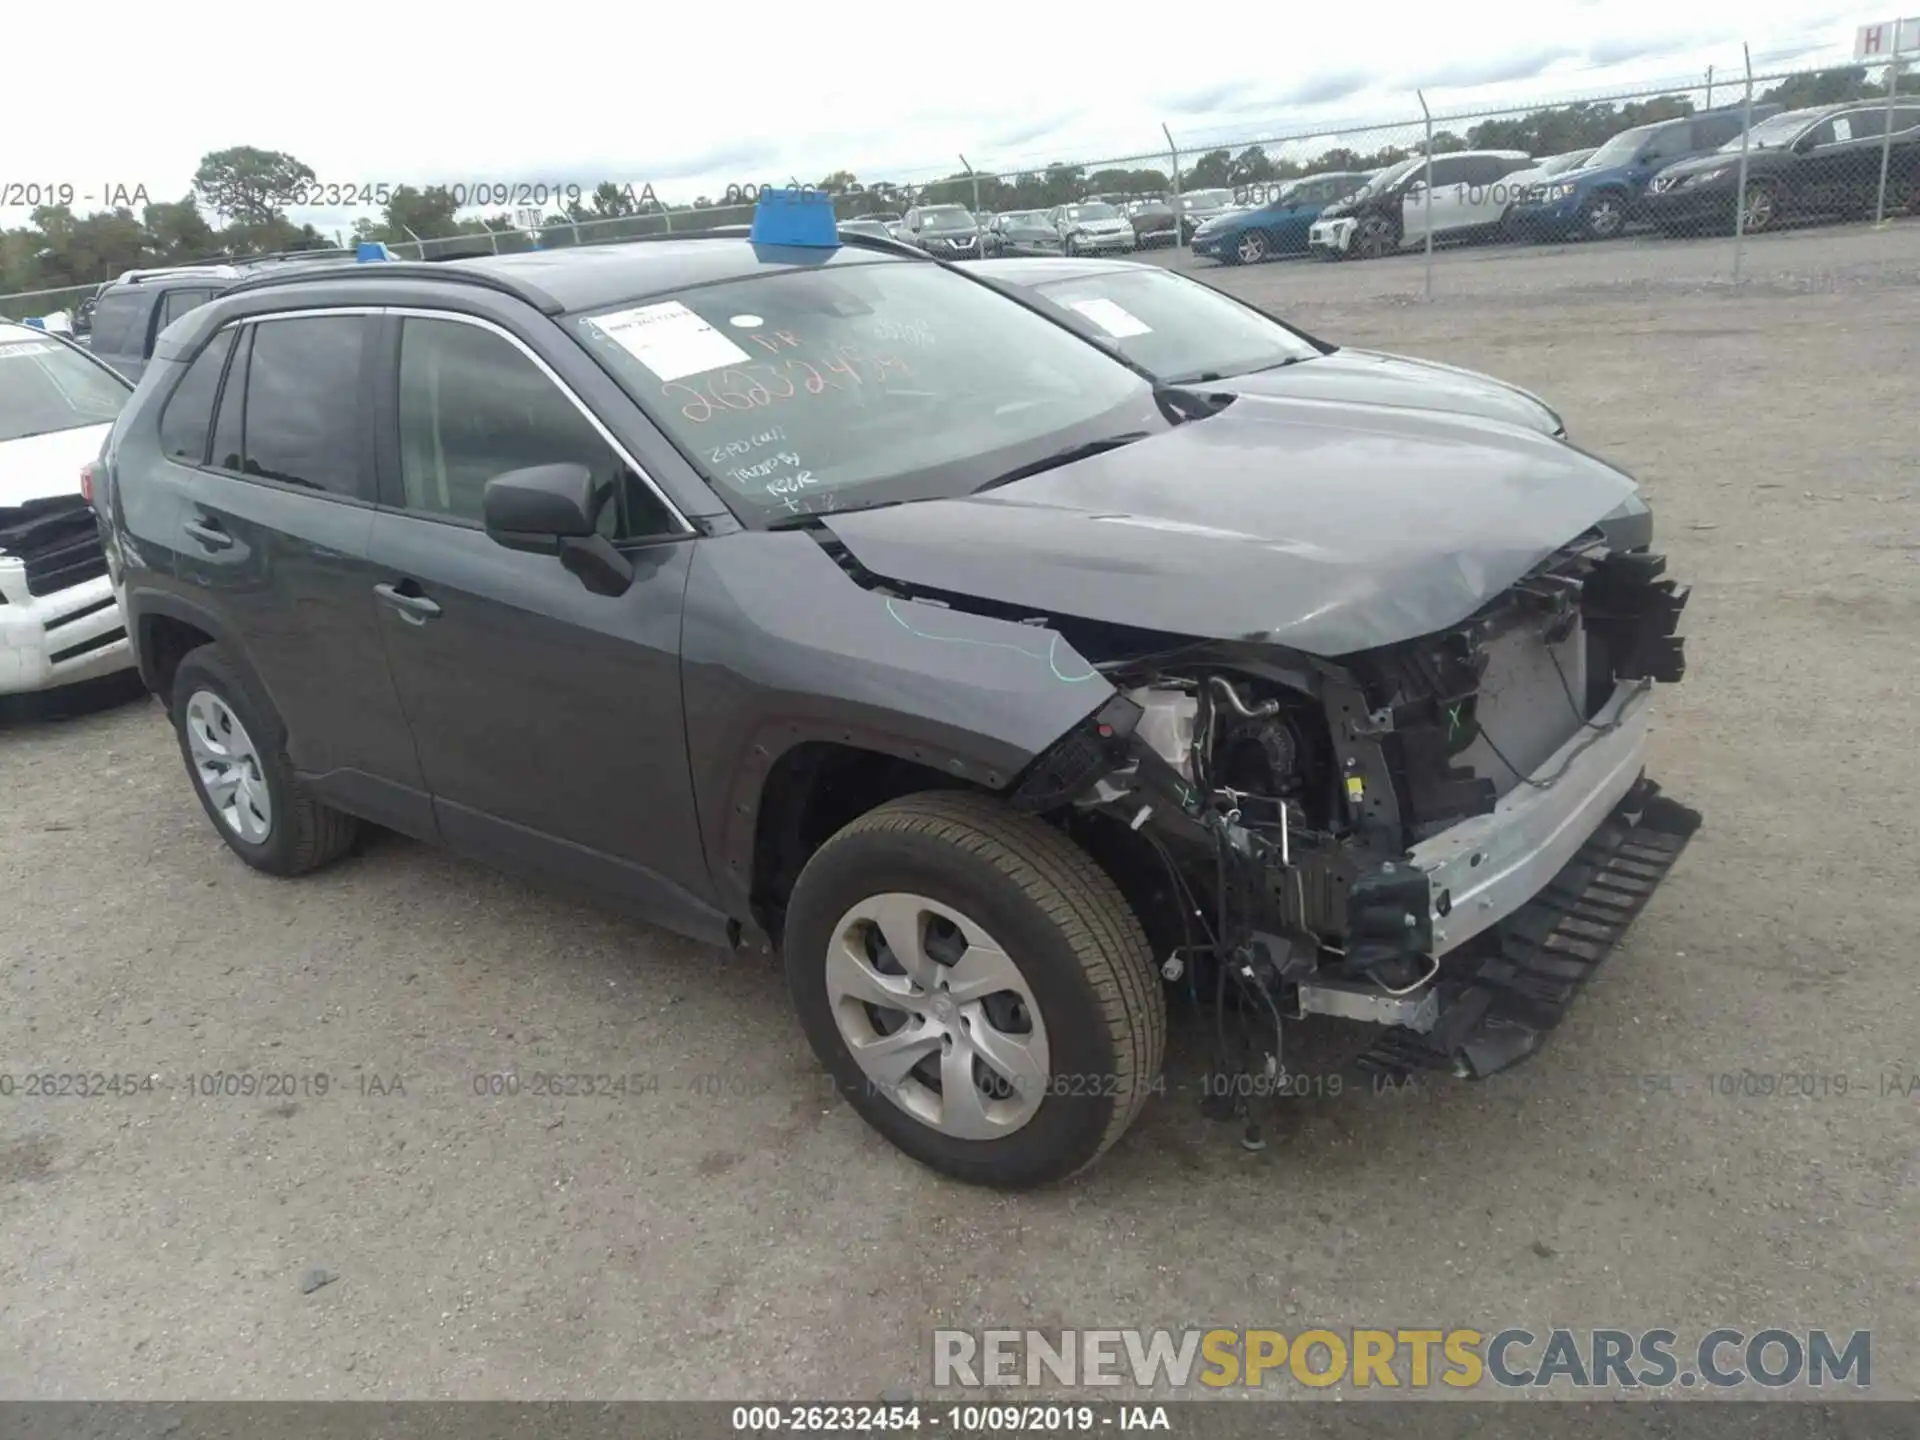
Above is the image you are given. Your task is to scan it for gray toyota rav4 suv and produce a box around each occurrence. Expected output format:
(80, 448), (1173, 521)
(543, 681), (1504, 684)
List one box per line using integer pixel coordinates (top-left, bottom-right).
(96, 235), (1697, 1188)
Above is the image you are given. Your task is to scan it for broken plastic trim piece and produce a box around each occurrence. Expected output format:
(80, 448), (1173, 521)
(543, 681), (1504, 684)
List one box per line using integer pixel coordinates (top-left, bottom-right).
(1008, 693), (1143, 813)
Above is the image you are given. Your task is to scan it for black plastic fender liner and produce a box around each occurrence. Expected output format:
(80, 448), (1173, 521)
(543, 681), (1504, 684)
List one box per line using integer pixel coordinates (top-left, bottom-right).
(1357, 777), (1702, 1083)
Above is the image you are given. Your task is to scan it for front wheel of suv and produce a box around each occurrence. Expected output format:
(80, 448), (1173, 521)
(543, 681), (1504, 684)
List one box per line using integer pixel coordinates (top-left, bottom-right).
(1354, 214), (1398, 259)
(170, 644), (359, 876)
(783, 790), (1165, 1189)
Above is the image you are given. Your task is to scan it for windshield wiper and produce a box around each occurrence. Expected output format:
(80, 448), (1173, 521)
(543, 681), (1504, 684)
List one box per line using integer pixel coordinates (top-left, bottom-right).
(972, 432), (1152, 494)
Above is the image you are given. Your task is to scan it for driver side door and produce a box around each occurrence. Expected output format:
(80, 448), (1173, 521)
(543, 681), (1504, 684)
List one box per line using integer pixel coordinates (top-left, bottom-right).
(363, 309), (726, 943)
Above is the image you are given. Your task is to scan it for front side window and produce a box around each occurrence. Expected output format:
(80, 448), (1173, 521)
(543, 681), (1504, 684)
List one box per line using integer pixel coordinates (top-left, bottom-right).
(568, 259), (1160, 523)
(0, 333), (130, 441)
(158, 329), (237, 463)
(224, 316), (371, 499)
(395, 316), (675, 538)
(1033, 268), (1321, 384)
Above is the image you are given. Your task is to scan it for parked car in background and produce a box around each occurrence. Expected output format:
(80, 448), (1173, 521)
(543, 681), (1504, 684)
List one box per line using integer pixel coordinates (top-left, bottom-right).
(860, 211), (904, 235)
(1190, 171), (1375, 264)
(1494, 148), (1597, 235)
(1126, 199), (1180, 247)
(838, 218), (897, 242)
(1048, 201), (1136, 255)
(1502, 107), (1778, 241)
(85, 252), (357, 383)
(96, 233), (1690, 1188)
(1644, 101), (1920, 234)
(0, 319), (136, 696)
(1174, 188), (1239, 241)
(900, 205), (983, 258)
(1309, 151), (1534, 259)
(989, 210), (1065, 256)
(969, 257), (1567, 435)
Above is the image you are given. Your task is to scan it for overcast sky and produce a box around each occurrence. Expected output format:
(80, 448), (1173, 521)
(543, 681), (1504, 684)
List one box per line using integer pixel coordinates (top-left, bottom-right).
(3, 0), (1895, 238)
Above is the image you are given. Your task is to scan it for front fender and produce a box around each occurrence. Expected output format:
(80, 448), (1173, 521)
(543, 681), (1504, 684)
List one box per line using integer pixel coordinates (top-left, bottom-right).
(679, 531), (1117, 920)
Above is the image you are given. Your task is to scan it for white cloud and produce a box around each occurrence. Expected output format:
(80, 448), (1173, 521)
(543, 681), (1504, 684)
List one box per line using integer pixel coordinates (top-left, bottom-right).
(1, 0), (1893, 234)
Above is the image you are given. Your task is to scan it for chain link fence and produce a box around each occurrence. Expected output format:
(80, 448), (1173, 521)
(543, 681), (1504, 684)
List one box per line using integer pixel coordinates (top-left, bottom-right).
(3, 53), (1914, 317)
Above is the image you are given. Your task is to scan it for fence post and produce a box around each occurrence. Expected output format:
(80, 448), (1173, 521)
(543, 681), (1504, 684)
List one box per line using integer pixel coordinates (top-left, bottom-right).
(1873, 39), (1906, 224)
(1163, 123), (1182, 243)
(1731, 45), (1754, 284)
(1418, 90), (1435, 301)
(1705, 64), (1714, 110)
(402, 225), (427, 261)
(478, 219), (500, 256)
(959, 154), (981, 218)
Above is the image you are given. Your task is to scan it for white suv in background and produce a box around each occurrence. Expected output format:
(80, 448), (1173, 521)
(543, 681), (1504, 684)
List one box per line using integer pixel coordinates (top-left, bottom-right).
(0, 319), (136, 695)
(1309, 150), (1535, 259)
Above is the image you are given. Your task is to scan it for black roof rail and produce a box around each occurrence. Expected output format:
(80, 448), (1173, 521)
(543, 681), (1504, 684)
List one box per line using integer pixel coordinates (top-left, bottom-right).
(221, 261), (567, 314)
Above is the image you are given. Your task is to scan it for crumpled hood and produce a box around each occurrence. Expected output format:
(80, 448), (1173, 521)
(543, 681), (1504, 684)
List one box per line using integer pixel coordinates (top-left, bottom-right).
(0, 423), (112, 508)
(820, 394), (1640, 657)
(1218, 349), (1562, 435)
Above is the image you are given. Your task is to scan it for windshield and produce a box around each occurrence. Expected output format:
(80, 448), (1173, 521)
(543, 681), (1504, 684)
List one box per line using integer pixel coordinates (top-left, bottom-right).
(569, 260), (1162, 523)
(1354, 158), (1423, 196)
(921, 207), (974, 229)
(1722, 111), (1814, 152)
(1540, 150), (1595, 175)
(1030, 267), (1322, 383)
(1180, 190), (1234, 211)
(0, 333), (129, 441)
(1585, 126), (1659, 169)
(1064, 203), (1119, 221)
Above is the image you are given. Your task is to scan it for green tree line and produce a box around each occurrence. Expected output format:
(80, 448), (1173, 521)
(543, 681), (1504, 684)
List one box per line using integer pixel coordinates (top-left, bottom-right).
(4, 67), (1910, 303)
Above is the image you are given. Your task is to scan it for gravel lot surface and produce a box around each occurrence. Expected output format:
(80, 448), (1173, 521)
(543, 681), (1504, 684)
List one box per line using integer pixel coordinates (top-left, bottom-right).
(2, 221), (1916, 1401)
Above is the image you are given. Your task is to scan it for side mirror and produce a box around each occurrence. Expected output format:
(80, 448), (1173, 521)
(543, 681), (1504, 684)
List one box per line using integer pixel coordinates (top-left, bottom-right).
(483, 462), (635, 597)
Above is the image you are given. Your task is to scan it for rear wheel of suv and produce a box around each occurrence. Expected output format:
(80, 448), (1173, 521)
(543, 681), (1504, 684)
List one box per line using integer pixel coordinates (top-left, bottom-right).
(170, 645), (359, 877)
(783, 790), (1164, 1189)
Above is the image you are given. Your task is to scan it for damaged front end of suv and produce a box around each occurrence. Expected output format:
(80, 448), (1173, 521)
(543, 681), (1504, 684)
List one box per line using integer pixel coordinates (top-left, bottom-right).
(1006, 528), (1695, 1095)
(808, 396), (1700, 1115)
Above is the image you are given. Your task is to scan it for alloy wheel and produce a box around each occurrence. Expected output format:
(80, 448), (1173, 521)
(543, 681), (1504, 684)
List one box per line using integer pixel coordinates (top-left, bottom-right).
(1356, 217), (1394, 258)
(1741, 183), (1776, 232)
(1236, 232), (1269, 264)
(1585, 195), (1624, 238)
(824, 891), (1051, 1140)
(184, 689), (272, 843)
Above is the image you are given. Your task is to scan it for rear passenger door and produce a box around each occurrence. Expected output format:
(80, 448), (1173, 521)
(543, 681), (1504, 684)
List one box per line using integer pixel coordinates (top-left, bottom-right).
(1404, 155), (1472, 239)
(163, 311), (432, 836)
(363, 310), (720, 938)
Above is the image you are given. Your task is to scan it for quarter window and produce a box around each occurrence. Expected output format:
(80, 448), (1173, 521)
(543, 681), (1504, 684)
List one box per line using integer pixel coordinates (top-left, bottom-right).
(159, 288), (215, 330)
(157, 329), (236, 464)
(395, 317), (675, 538)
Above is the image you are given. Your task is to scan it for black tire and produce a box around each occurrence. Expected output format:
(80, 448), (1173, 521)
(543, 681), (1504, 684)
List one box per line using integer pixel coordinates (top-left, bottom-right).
(170, 643), (358, 877)
(783, 790), (1164, 1189)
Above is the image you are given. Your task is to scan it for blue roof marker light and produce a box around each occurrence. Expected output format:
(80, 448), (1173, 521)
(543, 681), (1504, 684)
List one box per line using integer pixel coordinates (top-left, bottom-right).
(356, 241), (394, 263)
(750, 188), (840, 248)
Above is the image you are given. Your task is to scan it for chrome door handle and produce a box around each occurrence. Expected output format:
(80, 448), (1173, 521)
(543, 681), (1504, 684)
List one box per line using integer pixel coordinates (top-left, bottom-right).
(373, 583), (442, 623)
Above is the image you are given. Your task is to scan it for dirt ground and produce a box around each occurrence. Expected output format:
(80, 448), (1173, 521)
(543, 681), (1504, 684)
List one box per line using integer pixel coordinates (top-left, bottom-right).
(2, 223), (1916, 1401)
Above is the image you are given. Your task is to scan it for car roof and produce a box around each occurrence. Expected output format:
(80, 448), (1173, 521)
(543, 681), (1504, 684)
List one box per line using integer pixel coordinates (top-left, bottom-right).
(965, 256), (1162, 286)
(222, 235), (916, 315)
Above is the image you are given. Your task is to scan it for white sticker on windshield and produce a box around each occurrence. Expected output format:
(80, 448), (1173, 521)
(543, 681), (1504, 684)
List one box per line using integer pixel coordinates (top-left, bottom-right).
(586, 301), (751, 382)
(1063, 297), (1152, 339)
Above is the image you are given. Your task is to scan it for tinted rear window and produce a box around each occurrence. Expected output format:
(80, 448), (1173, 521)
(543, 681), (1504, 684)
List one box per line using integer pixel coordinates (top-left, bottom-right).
(88, 289), (149, 355)
(223, 317), (372, 498)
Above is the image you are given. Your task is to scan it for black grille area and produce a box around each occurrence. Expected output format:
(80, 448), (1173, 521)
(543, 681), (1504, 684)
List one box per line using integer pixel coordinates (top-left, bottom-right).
(0, 496), (107, 598)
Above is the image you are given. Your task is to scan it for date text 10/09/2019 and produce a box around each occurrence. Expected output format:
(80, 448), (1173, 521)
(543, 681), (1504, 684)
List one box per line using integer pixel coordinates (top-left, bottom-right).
(730, 1405), (1171, 1432)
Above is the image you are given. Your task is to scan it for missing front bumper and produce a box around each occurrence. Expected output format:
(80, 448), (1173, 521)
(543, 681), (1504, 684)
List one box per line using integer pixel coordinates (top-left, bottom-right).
(1356, 775), (1701, 1081)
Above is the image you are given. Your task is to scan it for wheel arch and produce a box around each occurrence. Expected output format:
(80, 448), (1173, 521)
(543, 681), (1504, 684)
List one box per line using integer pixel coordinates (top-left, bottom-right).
(126, 589), (266, 715)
